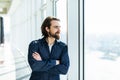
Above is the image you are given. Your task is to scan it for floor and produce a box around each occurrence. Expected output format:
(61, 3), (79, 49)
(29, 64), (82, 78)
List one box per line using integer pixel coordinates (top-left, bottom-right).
(0, 42), (31, 80)
(0, 42), (16, 80)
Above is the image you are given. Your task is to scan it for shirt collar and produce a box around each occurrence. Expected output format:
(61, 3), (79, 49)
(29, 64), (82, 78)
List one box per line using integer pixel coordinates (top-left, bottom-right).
(41, 37), (58, 45)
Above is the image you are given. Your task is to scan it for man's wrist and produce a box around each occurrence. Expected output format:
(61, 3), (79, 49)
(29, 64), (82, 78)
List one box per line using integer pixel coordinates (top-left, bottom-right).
(56, 60), (60, 65)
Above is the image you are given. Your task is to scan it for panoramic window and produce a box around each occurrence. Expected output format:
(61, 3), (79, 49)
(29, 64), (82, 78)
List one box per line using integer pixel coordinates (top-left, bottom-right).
(85, 0), (120, 80)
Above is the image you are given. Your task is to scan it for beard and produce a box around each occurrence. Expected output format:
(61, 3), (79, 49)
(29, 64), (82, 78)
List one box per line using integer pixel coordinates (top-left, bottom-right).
(48, 32), (60, 40)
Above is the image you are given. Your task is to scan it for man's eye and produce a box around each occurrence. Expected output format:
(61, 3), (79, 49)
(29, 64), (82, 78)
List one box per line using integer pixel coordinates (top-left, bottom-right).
(55, 26), (58, 28)
(54, 26), (60, 28)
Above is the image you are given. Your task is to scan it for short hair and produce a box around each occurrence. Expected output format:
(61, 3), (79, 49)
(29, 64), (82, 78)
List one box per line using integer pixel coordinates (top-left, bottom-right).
(41, 16), (60, 37)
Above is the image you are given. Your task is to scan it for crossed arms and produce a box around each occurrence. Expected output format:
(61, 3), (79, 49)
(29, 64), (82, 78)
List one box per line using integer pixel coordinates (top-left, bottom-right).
(28, 41), (70, 75)
(32, 52), (60, 65)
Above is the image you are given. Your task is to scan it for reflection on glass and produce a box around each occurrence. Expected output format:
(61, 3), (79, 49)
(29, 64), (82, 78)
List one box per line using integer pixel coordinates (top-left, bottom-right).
(42, 0), (46, 4)
(41, 10), (46, 21)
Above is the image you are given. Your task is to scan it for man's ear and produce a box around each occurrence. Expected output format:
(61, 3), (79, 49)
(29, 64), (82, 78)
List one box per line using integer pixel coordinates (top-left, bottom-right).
(45, 27), (49, 32)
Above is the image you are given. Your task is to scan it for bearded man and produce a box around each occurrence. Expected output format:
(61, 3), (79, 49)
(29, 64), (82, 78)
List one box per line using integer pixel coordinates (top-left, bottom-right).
(28, 16), (70, 80)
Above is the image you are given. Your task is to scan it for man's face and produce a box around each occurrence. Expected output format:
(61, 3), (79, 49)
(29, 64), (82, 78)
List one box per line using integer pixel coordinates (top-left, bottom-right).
(48, 20), (61, 39)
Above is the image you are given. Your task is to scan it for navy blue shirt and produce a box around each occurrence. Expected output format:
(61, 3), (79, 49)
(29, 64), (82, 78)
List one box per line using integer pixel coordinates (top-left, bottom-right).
(28, 37), (70, 80)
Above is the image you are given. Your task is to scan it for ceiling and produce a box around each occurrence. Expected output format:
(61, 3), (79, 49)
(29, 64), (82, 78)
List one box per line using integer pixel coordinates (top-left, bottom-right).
(0, 0), (12, 14)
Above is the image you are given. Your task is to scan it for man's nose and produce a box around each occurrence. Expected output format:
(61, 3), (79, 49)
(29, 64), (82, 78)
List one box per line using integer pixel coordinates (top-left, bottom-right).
(58, 28), (61, 33)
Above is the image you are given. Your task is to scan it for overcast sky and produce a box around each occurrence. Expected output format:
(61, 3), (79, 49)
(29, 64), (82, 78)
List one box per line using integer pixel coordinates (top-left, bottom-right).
(85, 0), (120, 35)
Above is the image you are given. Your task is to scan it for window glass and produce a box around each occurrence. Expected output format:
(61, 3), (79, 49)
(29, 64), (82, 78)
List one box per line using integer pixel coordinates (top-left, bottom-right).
(56, 0), (67, 43)
(56, 0), (68, 80)
(85, 0), (120, 80)
(41, 0), (46, 5)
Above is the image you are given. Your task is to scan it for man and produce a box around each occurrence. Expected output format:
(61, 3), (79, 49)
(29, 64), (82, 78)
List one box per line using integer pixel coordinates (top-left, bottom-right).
(28, 16), (70, 80)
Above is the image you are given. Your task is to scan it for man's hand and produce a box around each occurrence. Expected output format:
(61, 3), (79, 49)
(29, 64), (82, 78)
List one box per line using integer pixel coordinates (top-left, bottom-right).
(32, 52), (42, 61)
